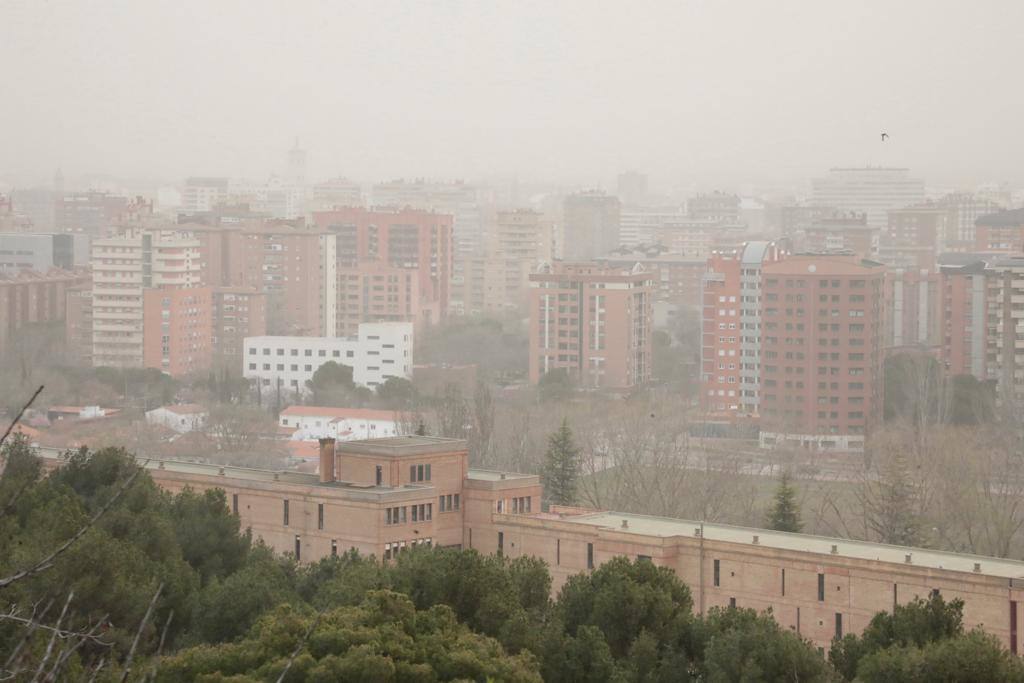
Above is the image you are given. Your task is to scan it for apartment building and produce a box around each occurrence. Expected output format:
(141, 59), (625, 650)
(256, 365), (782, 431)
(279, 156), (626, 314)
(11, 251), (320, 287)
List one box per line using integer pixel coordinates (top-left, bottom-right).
(142, 286), (213, 377)
(528, 261), (653, 390)
(687, 192), (741, 223)
(312, 207), (452, 335)
(243, 321), (413, 394)
(758, 254), (886, 452)
(32, 435), (1024, 655)
(562, 192), (621, 262)
(985, 257), (1024, 405)
(884, 268), (941, 352)
(0, 233), (88, 272)
(598, 245), (706, 308)
(700, 242), (787, 417)
(211, 286), (267, 373)
(811, 167), (925, 229)
(974, 208), (1024, 254)
(239, 224), (337, 336)
(0, 268), (90, 357)
(938, 257), (988, 379)
(65, 281), (93, 365)
(181, 177), (229, 214)
(880, 206), (950, 270)
(801, 213), (878, 260)
(90, 228), (201, 368)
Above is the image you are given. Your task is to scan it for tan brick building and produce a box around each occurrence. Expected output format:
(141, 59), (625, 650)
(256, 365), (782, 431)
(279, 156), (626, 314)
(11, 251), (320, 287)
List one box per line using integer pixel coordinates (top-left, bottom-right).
(528, 262), (654, 389)
(33, 435), (1024, 654)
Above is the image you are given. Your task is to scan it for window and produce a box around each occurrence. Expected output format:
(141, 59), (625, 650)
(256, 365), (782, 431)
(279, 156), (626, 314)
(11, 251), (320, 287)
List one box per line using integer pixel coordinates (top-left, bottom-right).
(587, 543), (594, 569)
(781, 568), (786, 596)
(835, 612), (843, 639)
(714, 559), (721, 587)
(412, 505), (419, 522)
(425, 463), (431, 481)
(818, 573), (825, 601)
(318, 503), (324, 530)
(232, 493), (239, 515)
(294, 535), (301, 561)
(376, 465), (383, 486)
(283, 499), (289, 526)
(454, 494), (460, 510)
(729, 597), (736, 608)
(556, 539), (561, 565)
(331, 540), (338, 557)
(498, 531), (504, 557)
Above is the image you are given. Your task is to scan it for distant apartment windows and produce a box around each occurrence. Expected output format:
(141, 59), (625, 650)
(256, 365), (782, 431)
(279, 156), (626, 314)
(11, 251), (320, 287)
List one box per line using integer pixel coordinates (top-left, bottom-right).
(283, 499), (290, 526)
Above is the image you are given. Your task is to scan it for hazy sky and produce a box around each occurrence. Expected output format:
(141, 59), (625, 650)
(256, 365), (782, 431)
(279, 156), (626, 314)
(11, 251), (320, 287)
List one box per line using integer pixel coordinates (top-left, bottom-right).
(2, 0), (1022, 190)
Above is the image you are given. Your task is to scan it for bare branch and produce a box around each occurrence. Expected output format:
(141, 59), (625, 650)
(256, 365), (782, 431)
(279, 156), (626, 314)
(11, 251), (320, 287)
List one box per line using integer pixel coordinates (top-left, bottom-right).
(0, 610), (114, 647)
(32, 591), (73, 682)
(144, 609), (174, 683)
(44, 612), (111, 682)
(0, 385), (44, 451)
(3, 599), (54, 675)
(119, 582), (164, 683)
(0, 462), (147, 589)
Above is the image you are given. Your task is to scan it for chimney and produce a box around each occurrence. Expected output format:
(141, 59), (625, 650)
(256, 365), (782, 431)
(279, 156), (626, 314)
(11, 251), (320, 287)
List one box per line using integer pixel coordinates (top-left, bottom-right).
(319, 438), (336, 483)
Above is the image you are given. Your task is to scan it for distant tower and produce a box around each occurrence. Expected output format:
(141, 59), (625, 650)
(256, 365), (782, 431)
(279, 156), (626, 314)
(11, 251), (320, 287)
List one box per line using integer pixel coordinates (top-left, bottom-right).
(288, 138), (307, 186)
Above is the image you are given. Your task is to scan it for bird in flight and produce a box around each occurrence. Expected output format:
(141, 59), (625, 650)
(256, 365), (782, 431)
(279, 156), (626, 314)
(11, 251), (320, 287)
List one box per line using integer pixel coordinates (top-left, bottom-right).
(881, 132), (889, 141)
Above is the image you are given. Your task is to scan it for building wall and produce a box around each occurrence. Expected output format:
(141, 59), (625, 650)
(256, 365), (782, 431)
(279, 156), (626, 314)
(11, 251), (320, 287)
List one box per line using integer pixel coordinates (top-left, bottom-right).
(563, 193), (621, 261)
(312, 206), (453, 332)
(142, 286), (213, 377)
(31, 439), (1024, 655)
(243, 322), (413, 393)
(528, 262), (653, 389)
(212, 287), (267, 374)
(940, 265), (988, 379)
(759, 254), (885, 451)
(0, 269), (89, 357)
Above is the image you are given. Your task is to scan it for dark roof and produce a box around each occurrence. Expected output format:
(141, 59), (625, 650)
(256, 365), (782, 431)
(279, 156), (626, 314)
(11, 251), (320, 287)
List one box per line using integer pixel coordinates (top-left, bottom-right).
(976, 208), (1024, 228)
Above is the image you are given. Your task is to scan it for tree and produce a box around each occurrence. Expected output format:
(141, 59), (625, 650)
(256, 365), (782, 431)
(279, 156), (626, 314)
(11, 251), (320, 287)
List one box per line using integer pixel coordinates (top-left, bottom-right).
(556, 556), (694, 659)
(375, 376), (418, 409)
(856, 629), (1024, 682)
(765, 471), (803, 532)
(158, 591), (544, 683)
(306, 361), (356, 405)
(542, 419), (580, 506)
(701, 607), (838, 682)
(538, 368), (576, 403)
(829, 593), (964, 680)
(860, 450), (923, 546)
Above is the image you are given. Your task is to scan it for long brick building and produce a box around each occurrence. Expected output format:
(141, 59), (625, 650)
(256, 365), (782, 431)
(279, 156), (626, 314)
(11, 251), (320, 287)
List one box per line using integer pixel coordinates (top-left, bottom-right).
(31, 436), (1024, 655)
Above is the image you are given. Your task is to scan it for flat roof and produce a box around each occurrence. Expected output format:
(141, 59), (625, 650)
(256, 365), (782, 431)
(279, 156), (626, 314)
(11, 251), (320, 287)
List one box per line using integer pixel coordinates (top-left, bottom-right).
(467, 469), (537, 482)
(334, 435), (467, 456)
(34, 448), (427, 496)
(561, 511), (1024, 580)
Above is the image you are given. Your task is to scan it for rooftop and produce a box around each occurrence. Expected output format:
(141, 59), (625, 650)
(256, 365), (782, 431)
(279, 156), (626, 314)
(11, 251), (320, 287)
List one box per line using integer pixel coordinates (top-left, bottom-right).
(334, 435), (467, 457)
(558, 511), (1024, 580)
(280, 406), (398, 422)
(976, 208), (1024, 228)
(467, 469), (537, 482)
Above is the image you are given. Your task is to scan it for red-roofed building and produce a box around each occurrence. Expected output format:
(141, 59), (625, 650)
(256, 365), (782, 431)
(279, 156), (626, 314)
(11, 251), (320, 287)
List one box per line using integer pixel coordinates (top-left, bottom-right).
(277, 406), (400, 441)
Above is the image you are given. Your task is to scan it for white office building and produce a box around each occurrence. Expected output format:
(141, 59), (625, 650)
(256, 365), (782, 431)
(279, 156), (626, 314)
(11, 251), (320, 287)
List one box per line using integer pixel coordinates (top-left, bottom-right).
(811, 167), (925, 229)
(243, 322), (413, 394)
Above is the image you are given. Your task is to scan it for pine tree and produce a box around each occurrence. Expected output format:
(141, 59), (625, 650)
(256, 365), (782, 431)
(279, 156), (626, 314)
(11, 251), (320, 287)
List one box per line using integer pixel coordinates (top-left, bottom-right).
(415, 420), (428, 436)
(766, 471), (803, 533)
(542, 418), (580, 506)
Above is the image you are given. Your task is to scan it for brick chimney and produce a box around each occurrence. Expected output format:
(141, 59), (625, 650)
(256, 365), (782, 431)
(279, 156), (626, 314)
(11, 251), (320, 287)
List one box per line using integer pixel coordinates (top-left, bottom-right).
(318, 438), (336, 483)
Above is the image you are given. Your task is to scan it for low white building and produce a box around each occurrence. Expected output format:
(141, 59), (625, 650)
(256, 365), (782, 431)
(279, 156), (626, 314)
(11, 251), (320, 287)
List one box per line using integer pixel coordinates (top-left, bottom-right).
(243, 322), (413, 395)
(145, 404), (208, 433)
(278, 406), (400, 441)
